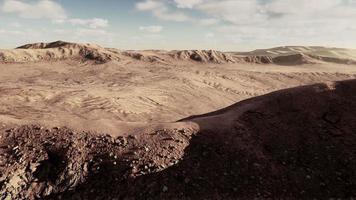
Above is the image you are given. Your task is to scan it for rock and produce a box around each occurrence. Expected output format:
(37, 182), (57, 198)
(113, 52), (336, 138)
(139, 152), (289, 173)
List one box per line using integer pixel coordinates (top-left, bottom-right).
(323, 111), (341, 124)
(178, 129), (185, 134)
(29, 163), (40, 173)
(128, 135), (137, 140)
(184, 178), (190, 183)
(115, 136), (127, 146)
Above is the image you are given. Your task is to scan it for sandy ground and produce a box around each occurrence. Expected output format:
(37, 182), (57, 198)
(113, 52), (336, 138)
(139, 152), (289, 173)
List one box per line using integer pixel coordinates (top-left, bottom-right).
(1, 80), (356, 199)
(1, 60), (356, 135)
(1, 42), (356, 199)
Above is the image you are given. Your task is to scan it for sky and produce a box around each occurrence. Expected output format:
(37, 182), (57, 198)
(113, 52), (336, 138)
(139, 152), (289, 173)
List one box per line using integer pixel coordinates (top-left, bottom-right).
(0, 0), (356, 51)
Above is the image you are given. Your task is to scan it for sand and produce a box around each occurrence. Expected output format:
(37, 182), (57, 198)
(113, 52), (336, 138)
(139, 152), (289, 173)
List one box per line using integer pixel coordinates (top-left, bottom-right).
(1, 41), (356, 135)
(1, 41), (356, 199)
(1, 80), (356, 199)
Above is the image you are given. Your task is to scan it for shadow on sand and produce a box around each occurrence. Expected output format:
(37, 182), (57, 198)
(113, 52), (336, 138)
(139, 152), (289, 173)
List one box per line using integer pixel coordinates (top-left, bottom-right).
(54, 80), (356, 199)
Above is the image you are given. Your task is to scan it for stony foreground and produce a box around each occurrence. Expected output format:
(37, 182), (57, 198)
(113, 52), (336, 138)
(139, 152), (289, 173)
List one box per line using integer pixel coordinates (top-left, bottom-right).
(1, 80), (356, 199)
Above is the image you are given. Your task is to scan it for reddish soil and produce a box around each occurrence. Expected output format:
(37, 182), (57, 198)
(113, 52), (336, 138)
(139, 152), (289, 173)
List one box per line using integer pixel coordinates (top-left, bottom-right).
(1, 79), (356, 199)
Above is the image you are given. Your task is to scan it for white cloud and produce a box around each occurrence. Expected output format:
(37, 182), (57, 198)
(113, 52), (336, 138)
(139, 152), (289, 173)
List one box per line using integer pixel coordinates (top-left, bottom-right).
(1, 0), (67, 20)
(136, 0), (162, 11)
(1, 1), (109, 29)
(0, 28), (45, 48)
(127, 34), (166, 50)
(9, 22), (21, 28)
(52, 29), (70, 34)
(198, 18), (219, 26)
(265, 0), (343, 15)
(174, 0), (203, 9)
(74, 28), (115, 46)
(0, 29), (24, 35)
(68, 18), (109, 29)
(205, 32), (214, 39)
(1, 0), (355, 50)
(75, 28), (110, 37)
(53, 18), (110, 29)
(197, 0), (266, 25)
(136, 0), (190, 22)
(139, 25), (163, 33)
(195, 0), (356, 27)
(136, 0), (356, 49)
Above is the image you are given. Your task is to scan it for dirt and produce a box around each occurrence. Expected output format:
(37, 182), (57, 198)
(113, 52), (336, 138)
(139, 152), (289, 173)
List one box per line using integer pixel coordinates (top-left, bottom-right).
(0, 124), (196, 199)
(1, 79), (356, 199)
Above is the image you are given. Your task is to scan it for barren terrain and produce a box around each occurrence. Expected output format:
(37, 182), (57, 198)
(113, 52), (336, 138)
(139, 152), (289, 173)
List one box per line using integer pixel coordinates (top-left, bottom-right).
(1, 41), (356, 199)
(1, 41), (356, 134)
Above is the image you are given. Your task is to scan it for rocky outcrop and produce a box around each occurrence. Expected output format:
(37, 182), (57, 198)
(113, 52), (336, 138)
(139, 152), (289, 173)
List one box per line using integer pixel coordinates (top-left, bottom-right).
(0, 41), (120, 63)
(272, 53), (317, 65)
(243, 55), (274, 64)
(1, 41), (356, 65)
(169, 50), (238, 63)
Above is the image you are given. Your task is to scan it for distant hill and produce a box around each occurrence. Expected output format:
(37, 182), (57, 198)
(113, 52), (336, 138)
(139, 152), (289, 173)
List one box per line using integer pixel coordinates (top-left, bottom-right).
(1, 41), (356, 65)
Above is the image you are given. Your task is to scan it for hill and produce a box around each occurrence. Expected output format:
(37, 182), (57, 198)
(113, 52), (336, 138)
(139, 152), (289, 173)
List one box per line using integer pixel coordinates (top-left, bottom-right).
(1, 41), (356, 65)
(1, 79), (356, 199)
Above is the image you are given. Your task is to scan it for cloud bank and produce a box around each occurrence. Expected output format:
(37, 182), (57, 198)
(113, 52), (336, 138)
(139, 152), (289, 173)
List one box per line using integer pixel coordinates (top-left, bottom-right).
(2, 0), (66, 20)
(136, 0), (356, 49)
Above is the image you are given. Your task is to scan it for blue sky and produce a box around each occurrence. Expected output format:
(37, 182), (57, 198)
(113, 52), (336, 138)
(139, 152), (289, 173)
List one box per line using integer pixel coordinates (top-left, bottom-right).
(0, 0), (356, 50)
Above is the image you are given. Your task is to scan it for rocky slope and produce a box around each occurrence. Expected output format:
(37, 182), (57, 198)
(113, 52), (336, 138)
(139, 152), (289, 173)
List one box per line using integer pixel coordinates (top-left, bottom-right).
(1, 41), (121, 63)
(169, 50), (238, 63)
(1, 79), (356, 199)
(1, 41), (356, 65)
(238, 46), (356, 65)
